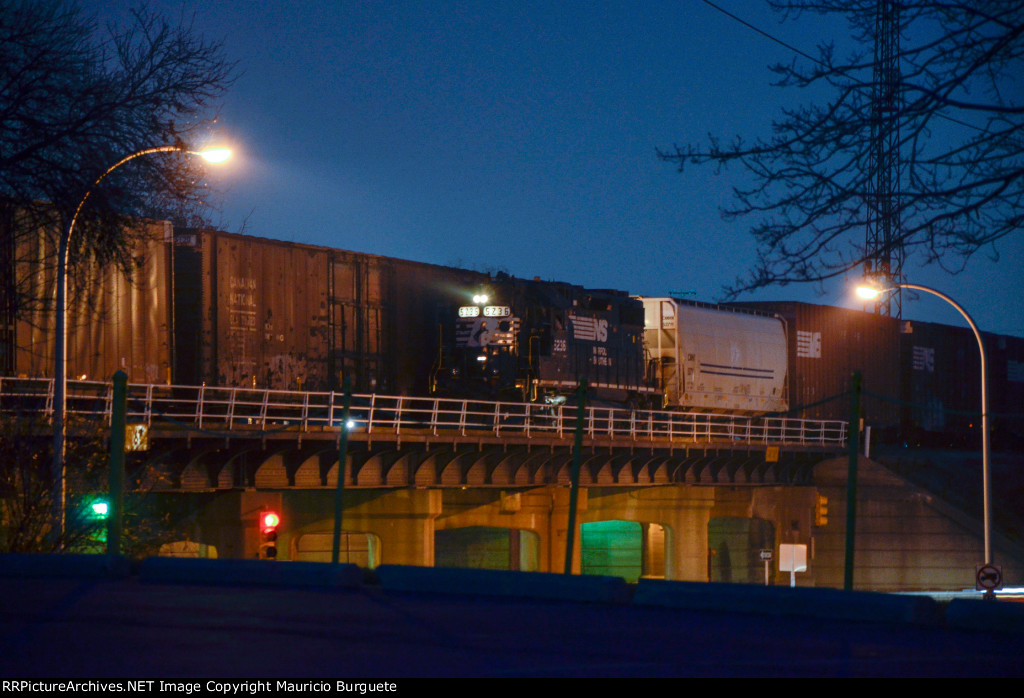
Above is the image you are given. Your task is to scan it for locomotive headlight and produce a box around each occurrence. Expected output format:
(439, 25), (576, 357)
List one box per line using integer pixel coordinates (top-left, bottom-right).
(473, 294), (489, 304)
(476, 355), (487, 362)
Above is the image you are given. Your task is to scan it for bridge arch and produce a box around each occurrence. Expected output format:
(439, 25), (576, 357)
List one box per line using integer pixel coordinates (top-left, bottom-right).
(707, 516), (776, 584)
(291, 529), (381, 568)
(434, 526), (541, 572)
(579, 519), (667, 582)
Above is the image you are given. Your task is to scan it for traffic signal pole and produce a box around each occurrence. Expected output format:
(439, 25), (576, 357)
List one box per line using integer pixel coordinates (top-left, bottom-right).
(844, 370), (861, 591)
(332, 377), (353, 565)
(107, 371), (127, 557)
(563, 380), (587, 575)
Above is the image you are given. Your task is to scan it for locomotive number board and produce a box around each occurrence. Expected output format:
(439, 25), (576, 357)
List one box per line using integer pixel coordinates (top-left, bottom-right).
(459, 305), (511, 318)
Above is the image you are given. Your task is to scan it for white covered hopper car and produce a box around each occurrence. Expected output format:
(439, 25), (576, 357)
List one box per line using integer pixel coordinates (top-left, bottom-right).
(638, 297), (789, 414)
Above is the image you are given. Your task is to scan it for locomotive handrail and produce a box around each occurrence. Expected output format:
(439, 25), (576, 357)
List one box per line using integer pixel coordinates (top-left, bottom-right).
(0, 377), (848, 447)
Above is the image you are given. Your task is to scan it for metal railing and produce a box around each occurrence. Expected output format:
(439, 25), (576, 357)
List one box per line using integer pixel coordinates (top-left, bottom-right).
(0, 377), (848, 446)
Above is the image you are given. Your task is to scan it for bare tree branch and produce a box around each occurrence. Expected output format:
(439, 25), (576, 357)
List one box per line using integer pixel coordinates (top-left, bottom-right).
(663, 1), (1023, 297)
(0, 0), (235, 318)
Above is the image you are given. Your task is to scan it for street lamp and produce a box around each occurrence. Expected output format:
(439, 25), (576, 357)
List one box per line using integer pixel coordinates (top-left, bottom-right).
(855, 281), (991, 565)
(51, 145), (232, 545)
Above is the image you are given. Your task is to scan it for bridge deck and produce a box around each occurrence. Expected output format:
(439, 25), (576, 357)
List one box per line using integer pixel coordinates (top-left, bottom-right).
(1, 378), (847, 487)
(1, 377), (846, 450)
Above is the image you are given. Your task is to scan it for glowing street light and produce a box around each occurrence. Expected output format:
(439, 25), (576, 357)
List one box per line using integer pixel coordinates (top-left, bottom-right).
(198, 147), (232, 163)
(856, 280), (991, 566)
(51, 145), (232, 544)
(855, 285), (883, 301)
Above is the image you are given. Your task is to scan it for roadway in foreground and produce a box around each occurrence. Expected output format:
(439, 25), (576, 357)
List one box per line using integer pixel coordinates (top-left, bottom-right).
(2, 570), (1022, 678)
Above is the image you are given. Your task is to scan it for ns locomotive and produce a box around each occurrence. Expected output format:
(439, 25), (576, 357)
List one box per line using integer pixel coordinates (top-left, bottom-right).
(434, 275), (790, 415)
(434, 275), (659, 406)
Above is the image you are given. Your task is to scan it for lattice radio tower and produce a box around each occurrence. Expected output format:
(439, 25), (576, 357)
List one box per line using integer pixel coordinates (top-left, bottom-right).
(863, 0), (904, 317)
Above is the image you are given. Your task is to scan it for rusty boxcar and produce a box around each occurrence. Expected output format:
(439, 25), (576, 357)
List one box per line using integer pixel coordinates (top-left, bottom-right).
(728, 301), (902, 428)
(171, 227), (484, 394)
(2, 213), (173, 384)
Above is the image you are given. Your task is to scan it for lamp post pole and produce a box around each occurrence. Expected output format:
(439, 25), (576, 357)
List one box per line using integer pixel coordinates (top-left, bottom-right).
(857, 282), (991, 565)
(51, 146), (231, 546)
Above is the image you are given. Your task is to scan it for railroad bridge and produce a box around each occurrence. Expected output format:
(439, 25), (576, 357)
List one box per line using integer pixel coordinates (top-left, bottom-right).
(4, 378), (847, 583)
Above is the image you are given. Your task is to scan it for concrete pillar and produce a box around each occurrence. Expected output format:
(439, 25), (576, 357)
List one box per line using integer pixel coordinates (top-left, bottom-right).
(661, 488), (715, 581)
(548, 486), (586, 574)
(432, 487), (562, 572)
(358, 489), (442, 567)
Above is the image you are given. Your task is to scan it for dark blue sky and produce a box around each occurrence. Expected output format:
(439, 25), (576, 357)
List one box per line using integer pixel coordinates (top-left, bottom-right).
(96, 1), (1023, 336)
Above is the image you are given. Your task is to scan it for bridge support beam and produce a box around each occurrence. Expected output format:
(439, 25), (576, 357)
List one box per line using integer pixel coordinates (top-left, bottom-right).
(164, 484), (825, 585)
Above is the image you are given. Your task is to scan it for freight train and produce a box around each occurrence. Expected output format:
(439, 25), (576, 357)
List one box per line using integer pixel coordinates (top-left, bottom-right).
(4, 225), (1022, 445)
(433, 276), (790, 415)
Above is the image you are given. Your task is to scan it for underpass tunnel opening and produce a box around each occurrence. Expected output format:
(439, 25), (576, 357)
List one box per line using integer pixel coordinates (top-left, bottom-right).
(434, 526), (540, 571)
(580, 520), (666, 583)
(291, 531), (381, 568)
(707, 517), (775, 584)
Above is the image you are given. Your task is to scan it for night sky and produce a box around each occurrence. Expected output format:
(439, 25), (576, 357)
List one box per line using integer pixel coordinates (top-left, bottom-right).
(93, 1), (1023, 337)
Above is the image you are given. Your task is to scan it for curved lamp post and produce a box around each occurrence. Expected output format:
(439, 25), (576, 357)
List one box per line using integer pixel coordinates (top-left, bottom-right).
(51, 145), (231, 545)
(856, 281), (991, 565)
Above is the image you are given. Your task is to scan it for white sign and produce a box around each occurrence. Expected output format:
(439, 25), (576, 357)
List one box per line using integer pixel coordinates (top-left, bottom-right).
(778, 544), (807, 572)
(125, 423), (149, 452)
(796, 331), (821, 358)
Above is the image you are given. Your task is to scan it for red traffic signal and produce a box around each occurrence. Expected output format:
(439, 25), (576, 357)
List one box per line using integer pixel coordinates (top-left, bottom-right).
(259, 510), (280, 559)
(261, 511), (280, 533)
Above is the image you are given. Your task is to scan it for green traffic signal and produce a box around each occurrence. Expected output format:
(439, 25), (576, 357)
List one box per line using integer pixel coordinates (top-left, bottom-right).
(89, 499), (110, 519)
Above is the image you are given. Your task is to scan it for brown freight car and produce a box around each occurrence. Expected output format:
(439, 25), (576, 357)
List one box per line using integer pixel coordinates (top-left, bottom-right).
(4, 216), (174, 384)
(730, 300), (1024, 447)
(171, 227), (484, 394)
(899, 317), (1024, 448)
(728, 300), (902, 430)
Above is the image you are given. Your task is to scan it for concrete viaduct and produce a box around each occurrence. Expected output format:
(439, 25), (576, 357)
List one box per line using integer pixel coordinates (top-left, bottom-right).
(11, 377), (1020, 591)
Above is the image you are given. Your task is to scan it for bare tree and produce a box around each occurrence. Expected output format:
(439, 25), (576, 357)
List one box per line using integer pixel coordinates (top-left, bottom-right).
(0, 415), (193, 555)
(0, 0), (234, 313)
(660, 1), (1023, 296)
(1, 1), (235, 545)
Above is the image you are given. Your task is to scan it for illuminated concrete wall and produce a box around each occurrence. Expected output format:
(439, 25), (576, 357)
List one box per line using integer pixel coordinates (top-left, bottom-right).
(811, 456), (1024, 592)
(151, 454), (1022, 591)
(172, 485), (816, 583)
